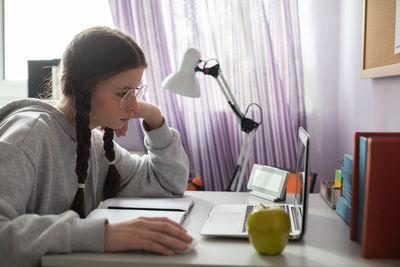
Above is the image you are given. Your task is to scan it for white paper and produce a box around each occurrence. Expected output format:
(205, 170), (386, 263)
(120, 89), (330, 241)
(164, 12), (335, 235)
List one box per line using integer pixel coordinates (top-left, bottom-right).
(87, 208), (186, 224)
(395, 0), (400, 54)
(99, 196), (194, 213)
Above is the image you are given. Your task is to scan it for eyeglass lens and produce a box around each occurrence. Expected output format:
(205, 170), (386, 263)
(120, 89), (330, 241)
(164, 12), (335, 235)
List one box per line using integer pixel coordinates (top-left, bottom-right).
(120, 85), (147, 108)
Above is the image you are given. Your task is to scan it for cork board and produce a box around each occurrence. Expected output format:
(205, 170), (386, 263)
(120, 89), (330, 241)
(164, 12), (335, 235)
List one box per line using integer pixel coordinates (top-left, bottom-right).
(362, 0), (400, 78)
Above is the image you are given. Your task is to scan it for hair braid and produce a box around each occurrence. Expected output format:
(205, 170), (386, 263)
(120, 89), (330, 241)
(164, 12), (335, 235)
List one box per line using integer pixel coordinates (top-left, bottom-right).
(103, 127), (121, 199)
(70, 82), (92, 218)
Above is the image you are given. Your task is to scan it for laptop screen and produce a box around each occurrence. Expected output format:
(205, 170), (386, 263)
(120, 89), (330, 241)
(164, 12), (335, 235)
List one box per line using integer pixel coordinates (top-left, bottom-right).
(294, 127), (310, 236)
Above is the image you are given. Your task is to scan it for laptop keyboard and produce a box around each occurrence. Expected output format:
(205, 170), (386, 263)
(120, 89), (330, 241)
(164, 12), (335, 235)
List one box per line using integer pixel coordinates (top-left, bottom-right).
(242, 205), (255, 233)
(281, 205), (293, 234)
(291, 206), (299, 231)
(242, 204), (293, 234)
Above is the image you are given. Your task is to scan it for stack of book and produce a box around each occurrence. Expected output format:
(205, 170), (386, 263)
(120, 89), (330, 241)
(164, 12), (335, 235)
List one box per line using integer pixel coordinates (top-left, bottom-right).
(342, 154), (353, 202)
(351, 132), (400, 258)
(336, 153), (352, 225)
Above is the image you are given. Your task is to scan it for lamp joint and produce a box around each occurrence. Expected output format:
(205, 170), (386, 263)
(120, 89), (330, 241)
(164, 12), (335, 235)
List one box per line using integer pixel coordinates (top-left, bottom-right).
(241, 117), (259, 133)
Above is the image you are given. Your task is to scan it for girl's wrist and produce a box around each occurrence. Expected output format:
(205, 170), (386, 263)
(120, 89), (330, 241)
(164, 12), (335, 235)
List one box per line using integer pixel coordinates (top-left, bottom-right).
(143, 110), (164, 131)
(136, 103), (163, 131)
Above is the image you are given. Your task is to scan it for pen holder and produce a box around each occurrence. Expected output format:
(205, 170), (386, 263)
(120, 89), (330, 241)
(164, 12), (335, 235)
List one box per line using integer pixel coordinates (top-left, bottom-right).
(320, 180), (341, 209)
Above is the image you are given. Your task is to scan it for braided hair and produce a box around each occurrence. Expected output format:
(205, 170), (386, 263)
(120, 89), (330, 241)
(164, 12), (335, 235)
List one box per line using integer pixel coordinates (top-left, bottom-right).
(60, 26), (147, 218)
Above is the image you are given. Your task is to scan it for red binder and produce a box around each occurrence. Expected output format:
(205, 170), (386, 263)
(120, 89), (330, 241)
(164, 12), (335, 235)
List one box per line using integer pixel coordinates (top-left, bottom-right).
(361, 136), (400, 258)
(350, 132), (400, 241)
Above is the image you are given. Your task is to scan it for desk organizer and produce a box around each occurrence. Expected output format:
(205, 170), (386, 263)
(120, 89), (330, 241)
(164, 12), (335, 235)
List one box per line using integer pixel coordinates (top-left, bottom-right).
(320, 180), (341, 209)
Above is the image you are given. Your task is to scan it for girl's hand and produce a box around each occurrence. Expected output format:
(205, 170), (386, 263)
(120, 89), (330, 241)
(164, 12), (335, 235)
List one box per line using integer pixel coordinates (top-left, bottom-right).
(114, 121), (129, 137)
(104, 217), (193, 255)
(129, 101), (164, 131)
(101, 101), (163, 134)
(100, 121), (129, 137)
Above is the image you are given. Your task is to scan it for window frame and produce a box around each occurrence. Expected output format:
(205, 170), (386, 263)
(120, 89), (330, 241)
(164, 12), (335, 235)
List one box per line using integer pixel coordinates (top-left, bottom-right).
(0, 0), (27, 106)
(0, 0), (115, 106)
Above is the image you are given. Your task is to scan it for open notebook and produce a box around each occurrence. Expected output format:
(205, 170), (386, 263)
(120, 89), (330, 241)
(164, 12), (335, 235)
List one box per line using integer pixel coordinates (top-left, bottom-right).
(87, 196), (194, 224)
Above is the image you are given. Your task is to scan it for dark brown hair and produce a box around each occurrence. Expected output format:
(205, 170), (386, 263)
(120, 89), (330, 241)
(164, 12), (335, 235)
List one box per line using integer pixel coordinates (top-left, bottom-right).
(60, 26), (147, 218)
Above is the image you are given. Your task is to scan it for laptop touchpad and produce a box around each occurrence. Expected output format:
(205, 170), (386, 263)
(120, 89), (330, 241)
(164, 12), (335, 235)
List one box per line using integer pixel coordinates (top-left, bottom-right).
(210, 212), (242, 223)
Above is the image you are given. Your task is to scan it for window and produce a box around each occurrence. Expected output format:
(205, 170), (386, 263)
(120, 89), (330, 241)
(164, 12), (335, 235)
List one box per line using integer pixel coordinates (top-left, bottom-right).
(3, 0), (114, 81)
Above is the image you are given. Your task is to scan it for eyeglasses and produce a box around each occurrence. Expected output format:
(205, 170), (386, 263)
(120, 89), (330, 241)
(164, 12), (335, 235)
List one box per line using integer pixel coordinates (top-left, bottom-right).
(120, 84), (148, 108)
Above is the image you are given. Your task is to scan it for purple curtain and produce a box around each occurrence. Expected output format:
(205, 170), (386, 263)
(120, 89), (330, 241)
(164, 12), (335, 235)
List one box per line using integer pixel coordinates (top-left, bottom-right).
(109, 0), (306, 191)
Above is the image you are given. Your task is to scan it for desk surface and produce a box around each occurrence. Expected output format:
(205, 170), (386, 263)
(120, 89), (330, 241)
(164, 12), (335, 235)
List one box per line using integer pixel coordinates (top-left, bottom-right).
(42, 191), (400, 267)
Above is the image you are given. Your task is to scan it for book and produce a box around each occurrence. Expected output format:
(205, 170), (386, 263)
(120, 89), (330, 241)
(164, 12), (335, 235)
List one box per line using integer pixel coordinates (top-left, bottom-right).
(336, 196), (351, 225)
(342, 183), (352, 203)
(343, 153), (353, 174)
(341, 166), (352, 186)
(342, 178), (351, 203)
(361, 136), (400, 258)
(87, 196), (195, 224)
(341, 155), (352, 204)
(357, 136), (368, 244)
(334, 169), (342, 187)
(350, 132), (400, 241)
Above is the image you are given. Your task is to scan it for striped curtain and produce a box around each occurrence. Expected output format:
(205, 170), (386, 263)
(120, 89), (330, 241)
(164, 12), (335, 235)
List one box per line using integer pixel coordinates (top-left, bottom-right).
(109, 0), (306, 191)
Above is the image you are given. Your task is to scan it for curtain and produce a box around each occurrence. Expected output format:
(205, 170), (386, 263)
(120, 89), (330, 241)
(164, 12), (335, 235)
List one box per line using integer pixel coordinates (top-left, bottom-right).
(109, 0), (306, 191)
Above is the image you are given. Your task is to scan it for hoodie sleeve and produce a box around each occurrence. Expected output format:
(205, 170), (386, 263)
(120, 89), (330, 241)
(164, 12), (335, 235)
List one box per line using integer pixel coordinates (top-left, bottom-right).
(0, 141), (106, 267)
(114, 119), (190, 198)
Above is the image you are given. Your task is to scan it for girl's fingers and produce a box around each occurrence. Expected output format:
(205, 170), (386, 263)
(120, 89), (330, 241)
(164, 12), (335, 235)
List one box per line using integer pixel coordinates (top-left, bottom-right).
(121, 124), (128, 135)
(119, 121), (129, 136)
(100, 126), (124, 137)
(104, 217), (193, 254)
(114, 121), (129, 137)
(134, 236), (174, 256)
(140, 217), (185, 230)
(139, 229), (188, 253)
(136, 217), (193, 243)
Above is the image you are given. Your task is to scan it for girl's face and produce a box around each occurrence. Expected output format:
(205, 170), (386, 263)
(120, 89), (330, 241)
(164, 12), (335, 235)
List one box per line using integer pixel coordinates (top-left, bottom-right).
(89, 67), (145, 130)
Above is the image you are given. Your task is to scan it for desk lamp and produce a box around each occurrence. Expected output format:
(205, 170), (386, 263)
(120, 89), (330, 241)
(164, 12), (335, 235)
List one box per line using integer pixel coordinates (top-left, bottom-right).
(162, 48), (262, 191)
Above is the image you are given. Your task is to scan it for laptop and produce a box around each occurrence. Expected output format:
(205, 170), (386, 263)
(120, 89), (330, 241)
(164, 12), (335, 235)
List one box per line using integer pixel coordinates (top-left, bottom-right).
(200, 127), (310, 240)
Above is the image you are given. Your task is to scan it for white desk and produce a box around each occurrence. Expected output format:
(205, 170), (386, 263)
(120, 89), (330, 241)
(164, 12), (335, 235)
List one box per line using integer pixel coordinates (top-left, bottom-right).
(42, 191), (400, 267)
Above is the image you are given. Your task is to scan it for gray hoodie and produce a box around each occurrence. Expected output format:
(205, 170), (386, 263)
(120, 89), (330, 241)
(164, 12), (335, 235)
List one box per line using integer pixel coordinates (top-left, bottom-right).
(0, 99), (189, 267)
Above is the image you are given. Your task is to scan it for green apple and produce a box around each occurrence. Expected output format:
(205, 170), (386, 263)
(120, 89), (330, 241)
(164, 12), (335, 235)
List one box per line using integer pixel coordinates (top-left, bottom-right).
(247, 205), (291, 255)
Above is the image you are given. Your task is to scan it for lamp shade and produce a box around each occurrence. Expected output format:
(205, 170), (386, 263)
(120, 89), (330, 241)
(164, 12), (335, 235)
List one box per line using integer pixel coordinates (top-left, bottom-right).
(161, 48), (201, 98)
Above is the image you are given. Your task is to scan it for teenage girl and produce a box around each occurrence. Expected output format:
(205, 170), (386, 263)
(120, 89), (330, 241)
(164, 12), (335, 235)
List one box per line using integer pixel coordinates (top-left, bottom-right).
(0, 26), (192, 267)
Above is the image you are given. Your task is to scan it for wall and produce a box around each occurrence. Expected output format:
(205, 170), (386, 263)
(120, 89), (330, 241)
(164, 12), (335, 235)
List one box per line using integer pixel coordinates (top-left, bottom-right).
(338, 0), (400, 157)
(300, 0), (400, 191)
(299, 0), (341, 189)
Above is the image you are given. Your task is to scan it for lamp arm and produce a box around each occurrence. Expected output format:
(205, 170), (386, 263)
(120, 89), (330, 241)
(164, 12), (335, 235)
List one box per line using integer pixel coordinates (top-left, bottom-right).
(214, 78), (243, 120)
(196, 62), (244, 120)
(217, 72), (244, 119)
(196, 60), (262, 192)
(225, 129), (258, 191)
(216, 75), (260, 133)
(197, 64), (259, 133)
